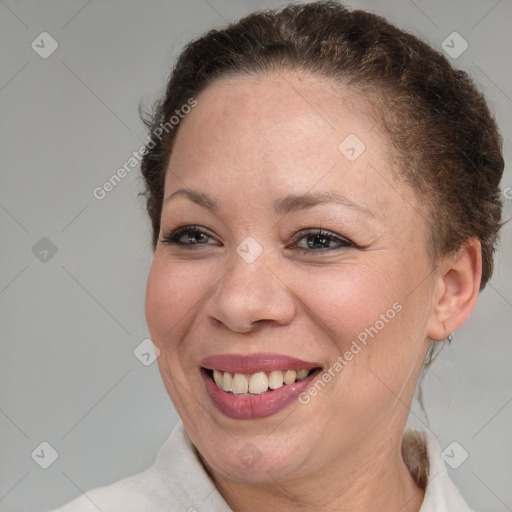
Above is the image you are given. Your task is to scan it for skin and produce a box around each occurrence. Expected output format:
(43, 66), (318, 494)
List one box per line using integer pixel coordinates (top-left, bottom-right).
(145, 71), (482, 512)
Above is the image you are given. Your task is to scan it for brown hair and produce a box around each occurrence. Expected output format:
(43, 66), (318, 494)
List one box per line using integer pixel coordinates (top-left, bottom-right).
(139, 0), (504, 293)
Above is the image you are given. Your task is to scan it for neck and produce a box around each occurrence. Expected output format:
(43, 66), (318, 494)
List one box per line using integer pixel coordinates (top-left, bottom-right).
(206, 422), (425, 512)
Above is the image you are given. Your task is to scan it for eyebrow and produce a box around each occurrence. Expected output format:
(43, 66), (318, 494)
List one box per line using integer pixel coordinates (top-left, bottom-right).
(164, 188), (375, 217)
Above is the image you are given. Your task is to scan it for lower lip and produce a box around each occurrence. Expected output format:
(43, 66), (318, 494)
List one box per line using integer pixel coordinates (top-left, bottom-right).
(201, 369), (320, 420)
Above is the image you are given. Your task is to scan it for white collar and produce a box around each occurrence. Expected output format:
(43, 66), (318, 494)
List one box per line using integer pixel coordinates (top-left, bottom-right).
(50, 422), (475, 511)
(152, 423), (475, 511)
(402, 427), (475, 512)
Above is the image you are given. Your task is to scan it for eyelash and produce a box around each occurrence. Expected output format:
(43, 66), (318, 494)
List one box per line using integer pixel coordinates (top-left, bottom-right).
(160, 225), (355, 255)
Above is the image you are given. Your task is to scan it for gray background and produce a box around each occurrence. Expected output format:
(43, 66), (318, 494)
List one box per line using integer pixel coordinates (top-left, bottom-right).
(0, 0), (511, 511)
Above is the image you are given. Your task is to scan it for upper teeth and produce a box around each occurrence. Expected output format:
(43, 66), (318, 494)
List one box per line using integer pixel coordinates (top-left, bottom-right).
(212, 369), (311, 395)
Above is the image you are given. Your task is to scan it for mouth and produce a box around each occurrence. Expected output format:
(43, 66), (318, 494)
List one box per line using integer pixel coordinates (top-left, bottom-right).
(199, 353), (323, 419)
(202, 367), (321, 395)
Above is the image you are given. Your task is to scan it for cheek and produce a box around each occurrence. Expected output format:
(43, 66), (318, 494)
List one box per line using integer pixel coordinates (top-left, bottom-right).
(145, 256), (210, 353)
(295, 260), (425, 393)
(144, 256), (215, 415)
(298, 262), (402, 349)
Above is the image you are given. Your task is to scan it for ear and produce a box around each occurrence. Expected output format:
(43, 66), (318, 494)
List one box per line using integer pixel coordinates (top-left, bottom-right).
(427, 238), (482, 341)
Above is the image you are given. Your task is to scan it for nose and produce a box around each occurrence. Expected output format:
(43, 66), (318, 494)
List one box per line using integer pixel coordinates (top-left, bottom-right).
(204, 249), (296, 333)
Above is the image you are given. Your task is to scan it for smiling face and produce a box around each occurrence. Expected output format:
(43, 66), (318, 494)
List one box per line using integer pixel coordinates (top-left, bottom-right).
(145, 71), (437, 484)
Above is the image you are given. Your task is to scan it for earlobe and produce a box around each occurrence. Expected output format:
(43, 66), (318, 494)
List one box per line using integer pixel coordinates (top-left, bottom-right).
(427, 238), (482, 341)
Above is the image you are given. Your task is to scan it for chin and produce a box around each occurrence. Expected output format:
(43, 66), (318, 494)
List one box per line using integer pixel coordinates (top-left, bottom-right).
(191, 421), (318, 485)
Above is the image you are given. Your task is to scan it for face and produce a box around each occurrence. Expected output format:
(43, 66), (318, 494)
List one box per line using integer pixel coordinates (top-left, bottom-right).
(145, 71), (436, 484)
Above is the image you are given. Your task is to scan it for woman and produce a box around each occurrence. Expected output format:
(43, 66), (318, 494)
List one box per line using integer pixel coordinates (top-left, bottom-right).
(50, 1), (504, 511)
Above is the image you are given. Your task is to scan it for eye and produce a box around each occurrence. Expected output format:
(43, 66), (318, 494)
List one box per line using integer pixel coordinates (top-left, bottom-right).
(160, 225), (355, 254)
(160, 225), (219, 247)
(288, 228), (354, 255)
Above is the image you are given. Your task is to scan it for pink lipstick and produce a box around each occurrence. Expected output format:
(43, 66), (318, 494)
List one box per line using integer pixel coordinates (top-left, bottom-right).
(200, 353), (322, 419)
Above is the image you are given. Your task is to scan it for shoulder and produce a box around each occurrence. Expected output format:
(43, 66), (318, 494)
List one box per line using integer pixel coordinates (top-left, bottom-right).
(45, 456), (180, 512)
(45, 423), (230, 512)
(402, 427), (476, 512)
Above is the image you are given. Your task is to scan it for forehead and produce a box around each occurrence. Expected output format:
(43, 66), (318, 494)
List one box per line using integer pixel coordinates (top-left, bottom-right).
(172, 71), (378, 155)
(175, 73), (370, 161)
(164, 71), (414, 221)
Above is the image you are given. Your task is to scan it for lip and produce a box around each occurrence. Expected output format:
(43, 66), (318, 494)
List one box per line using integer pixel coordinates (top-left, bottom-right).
(199, 353), (322, 420)
(201, 368), (321, 420)
(200, 352), (320, 374)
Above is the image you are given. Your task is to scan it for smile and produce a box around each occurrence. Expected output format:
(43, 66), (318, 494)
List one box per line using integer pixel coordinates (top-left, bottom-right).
(200, 353), (322, 419)
(207, 368), (316, 395)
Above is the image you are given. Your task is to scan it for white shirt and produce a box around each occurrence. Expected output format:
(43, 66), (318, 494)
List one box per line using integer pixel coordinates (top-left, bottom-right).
(48, 423), (475, 512)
